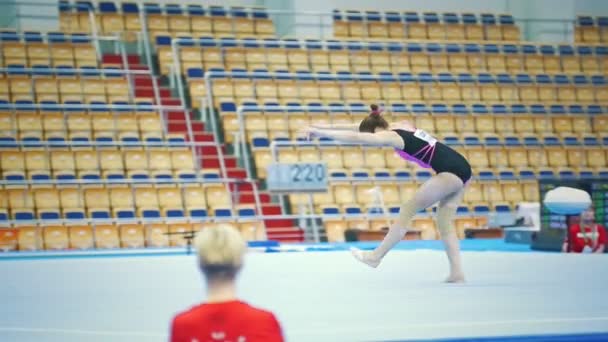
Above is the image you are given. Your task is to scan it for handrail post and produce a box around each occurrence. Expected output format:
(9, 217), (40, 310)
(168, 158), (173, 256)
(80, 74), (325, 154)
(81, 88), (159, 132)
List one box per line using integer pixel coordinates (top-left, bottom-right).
(118, 37), (135, 103)
(86, 7), (102, 62)
(236, 106), (252, 179)
(250, 180), (267, 240)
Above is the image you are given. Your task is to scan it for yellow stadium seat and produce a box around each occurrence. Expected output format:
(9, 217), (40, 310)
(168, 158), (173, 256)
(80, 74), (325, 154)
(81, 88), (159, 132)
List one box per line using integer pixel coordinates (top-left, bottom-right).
(507, 147), (529, 167)
(60, 188), (84, 217)
(0, 228), (17, 251)
(145, 223), (169, 247)
(527, 147), (548, 167)
(333, 20), (348, 37)
(119, 224), (145, 248)
(18, 226), (42, 251)
(464, 182), (483, 203)
(587, 148), (607, 168)
(360, 82), (381, 101)
(10, 77), (34, 102)
(171, 149), (195, 171)
(460, 85), (480, 101)
(445, 23), (465, 40)
(134, 187), (159, 215)
(561, 56), (581, 73)
(503, 25), (520, 41)
(379, 184), (400, 205)
(342, 82), (362, 101)
(69, 225), (93, 250)
(43, 226), (69, 250)
(525, 55), (544, 73)
(467, 147), (489, 168)
(99, 150), (123, 176)
(75, 150), (99, 177)
(521, 181), (539, 202)
(110, 187), (134, 218)
(157, 187), (183, 215)
(406, 22), (427, 39)
(85, 188), (111, 217)
(342, 148), (365, 169)
(168, 223), (192, 247)
(183, 185), (206, 215)
(502, 182), (524, 203)
(593, 116), (608, 132)
(566, 147), (586, 166)
(543, 56), (561, 72)
(124, 150), (147, 172)
(317, 148), (342, 169)
(388, 22), (405, 38)
(204, 184), (231, 208)
(581, 56), (600, 73)
(333, 183), (356, 206)
(1, 151), (25, 172)
(34, 188), (60, 217)
(50, 150), (75, 176)
(95, 224), (120, 249)
(546, 148), (567, 167)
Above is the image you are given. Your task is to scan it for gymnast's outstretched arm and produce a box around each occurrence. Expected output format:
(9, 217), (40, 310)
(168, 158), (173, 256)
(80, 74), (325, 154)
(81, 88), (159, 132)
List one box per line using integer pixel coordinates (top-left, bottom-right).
(310, 123), (359, 131)
(303, 127), (403, 148)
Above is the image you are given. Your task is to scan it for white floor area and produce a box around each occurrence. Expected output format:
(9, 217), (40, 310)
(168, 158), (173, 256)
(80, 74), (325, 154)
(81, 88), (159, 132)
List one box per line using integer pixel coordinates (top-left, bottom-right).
(1, 250), (607, 342)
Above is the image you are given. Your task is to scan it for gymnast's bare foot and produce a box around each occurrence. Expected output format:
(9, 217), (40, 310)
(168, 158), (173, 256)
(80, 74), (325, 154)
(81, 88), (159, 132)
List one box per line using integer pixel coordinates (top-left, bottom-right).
(350, 247), (381, 268)
(444, 273), (466, 283)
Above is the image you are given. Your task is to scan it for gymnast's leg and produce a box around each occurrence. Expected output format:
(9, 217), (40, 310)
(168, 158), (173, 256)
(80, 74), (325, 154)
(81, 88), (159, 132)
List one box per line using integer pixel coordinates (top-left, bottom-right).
(351, 172), (464, 268)
(436, 186), (466, 283)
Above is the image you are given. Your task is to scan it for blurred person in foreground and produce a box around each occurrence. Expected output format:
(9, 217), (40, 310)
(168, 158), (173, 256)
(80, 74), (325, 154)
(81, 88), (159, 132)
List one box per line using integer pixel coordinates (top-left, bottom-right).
(562, 206), (606, 254)
(171, 225), (284, 342)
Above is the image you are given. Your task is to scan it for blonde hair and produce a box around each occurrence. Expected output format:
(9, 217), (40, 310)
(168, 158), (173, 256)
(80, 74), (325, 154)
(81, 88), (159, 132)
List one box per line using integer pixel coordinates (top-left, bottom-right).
(194, 224), (247, 278)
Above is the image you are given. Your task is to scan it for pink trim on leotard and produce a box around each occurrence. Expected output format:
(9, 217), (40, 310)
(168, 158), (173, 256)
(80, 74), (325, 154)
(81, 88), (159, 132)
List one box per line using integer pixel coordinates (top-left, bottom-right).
(393, 125), (438, 169)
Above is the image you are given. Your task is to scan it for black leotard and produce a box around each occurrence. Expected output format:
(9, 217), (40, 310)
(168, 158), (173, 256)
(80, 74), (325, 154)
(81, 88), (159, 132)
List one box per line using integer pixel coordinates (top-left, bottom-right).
(392, 129), (472, 184)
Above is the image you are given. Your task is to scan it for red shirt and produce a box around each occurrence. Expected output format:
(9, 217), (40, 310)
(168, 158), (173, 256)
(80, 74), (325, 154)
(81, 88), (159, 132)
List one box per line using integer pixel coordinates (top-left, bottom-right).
(565, 224), (607, 253)
(170, 300), (284, 342)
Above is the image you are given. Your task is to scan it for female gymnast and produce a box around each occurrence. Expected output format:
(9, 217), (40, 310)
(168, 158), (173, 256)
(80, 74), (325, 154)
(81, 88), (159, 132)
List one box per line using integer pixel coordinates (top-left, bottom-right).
(303, 104), (472, 283)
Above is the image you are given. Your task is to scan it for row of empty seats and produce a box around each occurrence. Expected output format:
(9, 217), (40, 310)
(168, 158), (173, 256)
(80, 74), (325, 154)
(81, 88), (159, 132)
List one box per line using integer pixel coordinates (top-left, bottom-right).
(576, 15), (608, 43)
(0, 221), (265, 251)
(254, 145), (608, 176)
(333, 10), (518, 41)
(224, 110), (607, 133)
(1, 76), (135, 103)
(189, 69), (608, 85)
(287, 180), (539, 213)
(0, 184), (238, 221)
(0, 149), (197, 180)
(1, 31), (98, 67)
(324, 215), (489, 241)
(249, 133), (608, 150)
(58, 1), (275, 38)
(199, 77), (608, 105)
(0, 112), (164, 136)
(157, 37), (608, 56)
(215, 100), (607, 114)
(160, 39), (608, 76)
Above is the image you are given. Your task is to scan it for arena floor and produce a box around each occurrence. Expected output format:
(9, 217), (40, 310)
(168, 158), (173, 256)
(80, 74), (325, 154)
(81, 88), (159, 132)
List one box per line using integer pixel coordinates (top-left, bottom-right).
(0, 241), (607, 342)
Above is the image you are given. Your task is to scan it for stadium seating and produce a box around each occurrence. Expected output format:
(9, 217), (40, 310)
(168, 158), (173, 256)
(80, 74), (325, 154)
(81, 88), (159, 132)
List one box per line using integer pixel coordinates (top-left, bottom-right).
(58, 1), (275, 40)
(156, 37), (608, 77)
(0, 31), (97, 68)
(332, 10), (520, 41)
(575, 15), (608, 43)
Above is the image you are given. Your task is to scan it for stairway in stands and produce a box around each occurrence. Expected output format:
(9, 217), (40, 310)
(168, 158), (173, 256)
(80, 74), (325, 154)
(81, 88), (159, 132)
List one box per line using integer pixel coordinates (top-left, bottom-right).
(103, 54), (304, 242)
